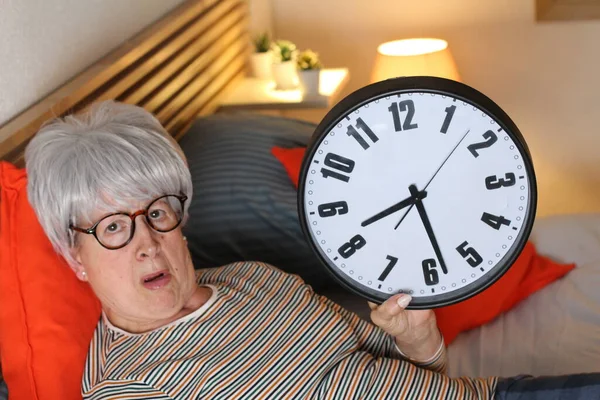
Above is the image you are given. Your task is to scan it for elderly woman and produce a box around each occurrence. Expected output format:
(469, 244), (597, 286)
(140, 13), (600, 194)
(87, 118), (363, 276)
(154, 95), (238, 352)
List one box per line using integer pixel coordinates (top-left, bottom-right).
(24, 101), (599, 399)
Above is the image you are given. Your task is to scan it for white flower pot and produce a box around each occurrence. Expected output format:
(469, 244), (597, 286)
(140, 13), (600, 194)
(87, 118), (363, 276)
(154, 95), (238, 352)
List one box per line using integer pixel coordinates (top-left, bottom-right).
(298, 69), (321, 96)
(272, 60), (298, 90)
(250, 51), (273, 80)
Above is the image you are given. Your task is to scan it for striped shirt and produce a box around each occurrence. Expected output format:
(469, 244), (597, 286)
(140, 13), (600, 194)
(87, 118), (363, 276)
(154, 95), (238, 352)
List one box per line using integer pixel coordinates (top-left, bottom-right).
(82, 262), (498, 399)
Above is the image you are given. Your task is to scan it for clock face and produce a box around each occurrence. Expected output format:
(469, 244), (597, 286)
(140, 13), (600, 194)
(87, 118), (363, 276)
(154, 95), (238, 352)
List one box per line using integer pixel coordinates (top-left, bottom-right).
(298, 77), (537, 309)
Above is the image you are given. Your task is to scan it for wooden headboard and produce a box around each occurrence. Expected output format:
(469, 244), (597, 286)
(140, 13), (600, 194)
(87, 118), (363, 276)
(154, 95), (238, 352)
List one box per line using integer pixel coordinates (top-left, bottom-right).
(0, 0), (249, 167)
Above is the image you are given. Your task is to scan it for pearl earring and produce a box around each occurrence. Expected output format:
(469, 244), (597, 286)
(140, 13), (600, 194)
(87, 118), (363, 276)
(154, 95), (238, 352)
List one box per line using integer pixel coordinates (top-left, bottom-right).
(183, 236), (187, 241)
(81, 271), (87, 279)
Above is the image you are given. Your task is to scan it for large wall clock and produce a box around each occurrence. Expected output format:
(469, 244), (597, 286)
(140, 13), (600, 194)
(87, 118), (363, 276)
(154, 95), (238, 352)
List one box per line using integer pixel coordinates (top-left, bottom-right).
(298, 76), (537, 309)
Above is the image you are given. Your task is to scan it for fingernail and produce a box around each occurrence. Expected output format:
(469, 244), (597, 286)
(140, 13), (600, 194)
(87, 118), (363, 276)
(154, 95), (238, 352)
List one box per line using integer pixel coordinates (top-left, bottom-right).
(397, 294), (412, 308)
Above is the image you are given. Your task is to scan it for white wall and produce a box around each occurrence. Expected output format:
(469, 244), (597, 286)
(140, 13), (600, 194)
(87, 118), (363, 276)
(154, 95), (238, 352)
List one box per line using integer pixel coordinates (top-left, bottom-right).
(0, 0), (184, 136)
(271, 0), (600, 217)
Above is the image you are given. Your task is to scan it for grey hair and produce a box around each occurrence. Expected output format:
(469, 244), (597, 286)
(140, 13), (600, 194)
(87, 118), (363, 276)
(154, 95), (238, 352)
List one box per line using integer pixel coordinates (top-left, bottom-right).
(25, 100), (193, 266)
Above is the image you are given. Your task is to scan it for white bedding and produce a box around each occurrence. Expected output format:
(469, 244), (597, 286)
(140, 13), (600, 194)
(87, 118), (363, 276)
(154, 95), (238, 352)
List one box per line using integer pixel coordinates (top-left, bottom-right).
(447, 213), (600, 378)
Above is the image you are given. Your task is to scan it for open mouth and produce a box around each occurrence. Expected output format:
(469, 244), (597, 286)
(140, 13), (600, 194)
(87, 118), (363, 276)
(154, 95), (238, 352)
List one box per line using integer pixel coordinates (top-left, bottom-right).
(141, 270), (171, 289)
(144, 272), (166, 283)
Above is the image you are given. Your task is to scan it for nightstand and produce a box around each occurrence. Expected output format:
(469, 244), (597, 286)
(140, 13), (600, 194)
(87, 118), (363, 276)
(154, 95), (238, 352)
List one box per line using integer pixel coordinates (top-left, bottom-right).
(218, 68), (349, 112)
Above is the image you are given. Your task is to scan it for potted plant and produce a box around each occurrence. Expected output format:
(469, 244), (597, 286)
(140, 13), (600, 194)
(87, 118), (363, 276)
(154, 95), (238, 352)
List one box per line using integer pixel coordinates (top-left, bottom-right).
(297, 49), (323, 96)
(250, 32), (273, 80)
(271, 39), (298, 90)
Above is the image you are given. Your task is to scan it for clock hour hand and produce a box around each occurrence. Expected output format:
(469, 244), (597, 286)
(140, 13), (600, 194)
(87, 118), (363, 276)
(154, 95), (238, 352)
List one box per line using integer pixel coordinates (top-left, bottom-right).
(361, 187), (426, 227)
(410, 185), (448, 275)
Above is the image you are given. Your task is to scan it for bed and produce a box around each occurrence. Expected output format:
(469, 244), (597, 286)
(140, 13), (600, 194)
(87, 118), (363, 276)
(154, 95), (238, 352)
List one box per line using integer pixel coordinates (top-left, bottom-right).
(1, 0), (599, 398)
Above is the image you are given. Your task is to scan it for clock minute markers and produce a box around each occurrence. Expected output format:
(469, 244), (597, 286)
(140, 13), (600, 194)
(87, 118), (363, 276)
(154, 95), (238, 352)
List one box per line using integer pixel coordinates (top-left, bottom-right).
(393, 128), (471, 230)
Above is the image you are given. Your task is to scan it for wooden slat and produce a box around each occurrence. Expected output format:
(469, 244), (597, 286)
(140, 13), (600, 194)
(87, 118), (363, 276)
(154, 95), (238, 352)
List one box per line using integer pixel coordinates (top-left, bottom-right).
(173, 69), (246, 140)
(166, 56), (248, 136)
(2, 55), (246, 167)
(0, 0), (250, 166)
(155, 35), (248, 125)
(74, 0), (247, 113)
(171, 69), (246, 140)
(96, 0), (245, 105)
(123, 7), (246, 108)
(139, 12), (247, 115)
(4, 148), (24, 170)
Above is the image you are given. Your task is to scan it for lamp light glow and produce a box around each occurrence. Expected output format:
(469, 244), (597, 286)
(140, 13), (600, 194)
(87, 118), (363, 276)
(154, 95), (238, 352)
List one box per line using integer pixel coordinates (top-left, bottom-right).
(371, 38), (460, 83)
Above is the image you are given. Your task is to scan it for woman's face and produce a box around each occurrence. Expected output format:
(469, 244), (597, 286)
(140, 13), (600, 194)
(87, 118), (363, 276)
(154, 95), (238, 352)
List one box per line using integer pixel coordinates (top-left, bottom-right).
(72, 198), (197, 332)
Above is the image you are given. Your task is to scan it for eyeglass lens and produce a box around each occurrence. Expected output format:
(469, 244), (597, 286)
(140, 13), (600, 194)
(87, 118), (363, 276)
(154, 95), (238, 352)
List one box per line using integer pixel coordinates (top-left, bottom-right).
(95, 195), (183, 248)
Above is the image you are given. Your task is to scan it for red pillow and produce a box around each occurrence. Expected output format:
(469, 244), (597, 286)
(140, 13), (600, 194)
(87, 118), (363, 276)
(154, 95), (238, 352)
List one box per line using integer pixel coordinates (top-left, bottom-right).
(271, 146), (576, 345)
(271, 146), (306, 188)
(0, 162), (101, 400)
(433, 241), (574, 344)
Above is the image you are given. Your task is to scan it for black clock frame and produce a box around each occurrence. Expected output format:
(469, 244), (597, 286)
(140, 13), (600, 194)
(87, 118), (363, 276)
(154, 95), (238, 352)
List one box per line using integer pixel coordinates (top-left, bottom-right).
(297, 76), (538, 309)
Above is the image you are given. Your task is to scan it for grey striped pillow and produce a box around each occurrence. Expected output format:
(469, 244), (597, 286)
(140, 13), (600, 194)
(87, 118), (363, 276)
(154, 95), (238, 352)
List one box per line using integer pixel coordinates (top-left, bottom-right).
(178, 113), (339, 291)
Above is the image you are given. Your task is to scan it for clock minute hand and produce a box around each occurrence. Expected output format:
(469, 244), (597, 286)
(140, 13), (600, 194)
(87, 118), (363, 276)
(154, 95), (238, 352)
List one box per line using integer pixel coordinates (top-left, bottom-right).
(411, 189), (448, 275)
(394, 129), (471, 230)
(361, 189), (426, 227)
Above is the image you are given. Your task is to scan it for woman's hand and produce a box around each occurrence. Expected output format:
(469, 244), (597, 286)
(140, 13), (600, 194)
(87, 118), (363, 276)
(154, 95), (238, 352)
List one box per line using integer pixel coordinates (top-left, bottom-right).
(369, 294), (443, 363)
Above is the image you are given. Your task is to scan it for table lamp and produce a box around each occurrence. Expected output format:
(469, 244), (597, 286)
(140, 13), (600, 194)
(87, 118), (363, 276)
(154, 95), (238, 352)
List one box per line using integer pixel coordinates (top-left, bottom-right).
(371, 38), (460, 83)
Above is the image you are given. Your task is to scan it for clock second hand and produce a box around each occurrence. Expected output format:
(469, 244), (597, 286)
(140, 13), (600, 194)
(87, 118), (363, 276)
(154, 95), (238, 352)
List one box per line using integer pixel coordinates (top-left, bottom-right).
(393, 128), (471, 230)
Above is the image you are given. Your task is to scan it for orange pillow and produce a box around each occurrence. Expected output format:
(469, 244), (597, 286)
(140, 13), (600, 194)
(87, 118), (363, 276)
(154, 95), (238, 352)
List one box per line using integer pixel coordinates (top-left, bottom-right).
(433, 241), (574, 344)
(271, 146), (306, 188)
(0, 161), (101, 400)
(271, 146), (576, 345)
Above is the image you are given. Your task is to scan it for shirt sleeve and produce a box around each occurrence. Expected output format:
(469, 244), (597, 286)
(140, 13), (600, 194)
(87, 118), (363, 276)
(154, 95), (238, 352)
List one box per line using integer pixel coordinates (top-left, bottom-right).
(315, 351), (497, 400)
(314, 290), (448, 374)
